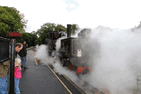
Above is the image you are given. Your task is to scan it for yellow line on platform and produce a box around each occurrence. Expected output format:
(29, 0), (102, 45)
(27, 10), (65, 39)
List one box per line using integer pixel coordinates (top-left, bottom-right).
(47, 64), (72, 94)
(34, 59), (38, 65)
(33, 54), (38, 65)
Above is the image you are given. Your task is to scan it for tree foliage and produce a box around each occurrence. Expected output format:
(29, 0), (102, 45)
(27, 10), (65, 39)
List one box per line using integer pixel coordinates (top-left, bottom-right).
(36, 23), (79, 44)
(0, 6), (27, 38)
(71, 24), (79, 34)
(17, 32), (38, 47)
(0, 6), (79, 46)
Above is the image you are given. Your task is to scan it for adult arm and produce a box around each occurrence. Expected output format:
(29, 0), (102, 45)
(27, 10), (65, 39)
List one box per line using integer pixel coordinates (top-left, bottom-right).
(0, 60), (10, 78)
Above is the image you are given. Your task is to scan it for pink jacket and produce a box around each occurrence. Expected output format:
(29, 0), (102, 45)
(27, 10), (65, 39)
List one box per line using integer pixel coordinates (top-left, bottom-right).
(14, 67), (21, 79)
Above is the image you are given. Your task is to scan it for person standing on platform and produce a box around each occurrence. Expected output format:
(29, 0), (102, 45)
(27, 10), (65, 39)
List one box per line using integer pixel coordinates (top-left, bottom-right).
(23, 41), (27, 69)
(0, 43), (23, 94)
(14, 58), (22, 94)
(18, 41), (28, 70)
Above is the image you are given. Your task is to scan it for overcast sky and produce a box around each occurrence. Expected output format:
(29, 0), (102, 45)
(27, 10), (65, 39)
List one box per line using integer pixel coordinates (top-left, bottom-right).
(1, 0), (141, 32)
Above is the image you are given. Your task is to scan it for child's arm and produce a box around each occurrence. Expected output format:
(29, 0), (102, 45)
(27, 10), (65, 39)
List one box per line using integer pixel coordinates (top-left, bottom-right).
(19, 64), (22, 70)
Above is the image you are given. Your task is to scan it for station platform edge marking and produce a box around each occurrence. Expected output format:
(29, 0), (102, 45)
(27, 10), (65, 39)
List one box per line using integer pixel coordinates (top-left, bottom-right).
(33, 54), (38, 65)
(47, 64), (72, 94)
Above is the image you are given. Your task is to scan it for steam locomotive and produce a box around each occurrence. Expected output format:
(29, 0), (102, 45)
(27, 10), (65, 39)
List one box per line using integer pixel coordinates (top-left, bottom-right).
(46, 24), (93, 74)
(46, 30), (66, 56)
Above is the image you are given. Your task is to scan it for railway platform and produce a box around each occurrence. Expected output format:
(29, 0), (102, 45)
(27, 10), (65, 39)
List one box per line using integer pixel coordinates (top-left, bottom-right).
(7, 46), (141, 94)
(12, 48), (85, 94)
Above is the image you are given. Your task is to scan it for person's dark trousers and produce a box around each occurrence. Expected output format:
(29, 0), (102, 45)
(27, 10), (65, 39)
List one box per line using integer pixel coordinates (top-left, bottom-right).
(20, 57), (26, 69)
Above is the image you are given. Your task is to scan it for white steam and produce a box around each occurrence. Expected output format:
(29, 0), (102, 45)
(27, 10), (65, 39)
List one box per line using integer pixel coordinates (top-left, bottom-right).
(56, 36), (66, 51)
(81, 25), (141, 94)
(34, 45), (54, 65)
(34, 23), (141, 94)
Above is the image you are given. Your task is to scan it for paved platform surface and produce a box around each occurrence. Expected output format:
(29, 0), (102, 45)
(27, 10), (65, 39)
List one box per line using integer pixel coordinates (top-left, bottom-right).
(19, 50), (84, 94)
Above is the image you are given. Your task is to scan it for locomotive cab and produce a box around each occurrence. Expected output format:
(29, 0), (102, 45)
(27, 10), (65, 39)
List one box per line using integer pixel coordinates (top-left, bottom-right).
(60, 37), (82, 58)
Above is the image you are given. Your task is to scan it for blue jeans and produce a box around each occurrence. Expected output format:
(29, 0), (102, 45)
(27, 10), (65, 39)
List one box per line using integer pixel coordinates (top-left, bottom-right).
(0, 76), (8, 94)
(14, 78), (20, 94)
(20, 57), (26, 69)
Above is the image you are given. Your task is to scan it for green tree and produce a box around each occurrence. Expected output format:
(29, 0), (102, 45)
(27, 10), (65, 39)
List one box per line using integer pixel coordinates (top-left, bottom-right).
(71, 24), (79, 34)
(31, 31), (38, 46)
(36, 23), (57, 44)
(16, 32), (37, 47)
(0, 6), (27, 38)
(55, 24), (67, 32)
(36, 23), (79, 44)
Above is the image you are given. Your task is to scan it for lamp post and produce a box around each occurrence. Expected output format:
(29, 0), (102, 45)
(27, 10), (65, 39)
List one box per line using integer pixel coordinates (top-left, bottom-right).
(9, 38), (15, 94)
(8, 21), (21, 94)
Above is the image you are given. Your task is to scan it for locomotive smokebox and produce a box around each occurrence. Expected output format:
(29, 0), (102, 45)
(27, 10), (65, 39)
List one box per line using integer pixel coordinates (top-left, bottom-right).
(67, 24), (71, 38)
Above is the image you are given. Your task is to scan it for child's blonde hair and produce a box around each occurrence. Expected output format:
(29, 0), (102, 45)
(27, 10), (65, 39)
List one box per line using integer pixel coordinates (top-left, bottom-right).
(15, 58), (21, 66)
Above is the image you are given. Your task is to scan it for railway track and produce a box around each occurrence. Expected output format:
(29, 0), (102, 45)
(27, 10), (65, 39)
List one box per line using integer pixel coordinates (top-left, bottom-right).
(32, 46), (141, 94)
(32, 46), (105, 94)
(47, 64), (105, 94)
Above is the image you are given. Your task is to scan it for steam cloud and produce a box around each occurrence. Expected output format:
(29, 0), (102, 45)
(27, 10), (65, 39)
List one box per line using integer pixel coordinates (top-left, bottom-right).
(34, 23), (141, 94)
(81, 24), (141, 94)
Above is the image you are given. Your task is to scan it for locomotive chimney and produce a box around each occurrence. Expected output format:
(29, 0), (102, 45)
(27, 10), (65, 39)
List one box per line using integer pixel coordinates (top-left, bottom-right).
(67, 24), (71, 38)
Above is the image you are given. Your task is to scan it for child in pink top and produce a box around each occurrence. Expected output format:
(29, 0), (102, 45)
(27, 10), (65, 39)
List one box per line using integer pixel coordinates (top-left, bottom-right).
(14, 58), (22, 94)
